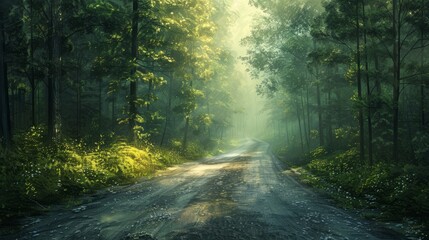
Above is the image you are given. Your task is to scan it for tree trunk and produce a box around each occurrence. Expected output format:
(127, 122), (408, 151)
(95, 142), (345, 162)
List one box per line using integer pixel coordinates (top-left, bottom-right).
(47, 0), (61, 140)
(47, 1), (55, 139)
(306, 86), (311, 143)
(98, 78), (102, 133)
(0, 9), (12, 145)
(30, 0), (36, 126)
(316, 83), (324, 146)
(392, 0), (400, 162)
(111, 96), (115, 129)
(76, 67), (81, 138)
(356, 2), (365, 162)
(160, 74), (173, 146)
(182, 80), (193, 151)
(327, 90), (333, 147)
(362, 0), (373, 165)
(286, 122), (290, 146)
(421, 1), (426, 129)
(183, 115), (190, 150)
(129, 0), (139, 140)
(374, 55), (382, 106)
(301, 91), (309, 149)
(296, 102), (304, 154)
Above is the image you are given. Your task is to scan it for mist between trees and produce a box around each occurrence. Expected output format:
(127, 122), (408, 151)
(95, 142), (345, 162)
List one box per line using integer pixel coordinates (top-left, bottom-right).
(0, 0), (266, 223)
(0, 0), (429, 237)
(244, 0), (429, 164)
(242, 0), (429, 235)
(0, 0), (267, 147)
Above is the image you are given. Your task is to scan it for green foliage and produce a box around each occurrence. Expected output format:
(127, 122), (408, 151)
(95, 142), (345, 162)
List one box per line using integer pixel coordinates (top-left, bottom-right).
(309, 146), (328, 158)
(0, 127), (188, 222)
(302, 147), (429, 233)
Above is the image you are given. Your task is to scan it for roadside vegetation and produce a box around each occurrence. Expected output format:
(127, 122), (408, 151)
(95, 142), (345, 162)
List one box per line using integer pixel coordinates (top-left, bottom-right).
(269, 136), (429, 239)
(0, 0), (246, 227)
(0, 126), (219, 225)
(245, 0), (429, 238)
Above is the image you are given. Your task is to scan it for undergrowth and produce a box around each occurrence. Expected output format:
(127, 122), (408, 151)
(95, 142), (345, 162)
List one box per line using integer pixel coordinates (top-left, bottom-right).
(294, 147), (429, 239)
(0, 127), (193, 224)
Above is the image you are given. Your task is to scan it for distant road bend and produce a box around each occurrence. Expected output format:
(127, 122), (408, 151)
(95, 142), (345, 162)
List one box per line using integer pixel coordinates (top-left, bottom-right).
(10, 139), (403, 240)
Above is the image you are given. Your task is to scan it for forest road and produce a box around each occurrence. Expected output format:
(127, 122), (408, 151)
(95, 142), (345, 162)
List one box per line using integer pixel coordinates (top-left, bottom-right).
(9, 139), (405, 240)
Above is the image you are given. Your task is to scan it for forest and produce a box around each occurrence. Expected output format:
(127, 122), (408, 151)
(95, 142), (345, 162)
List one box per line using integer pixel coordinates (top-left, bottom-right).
(0, 0), (249, 224)
(243, 0), (429, 236)
(1, 0), (429, 238)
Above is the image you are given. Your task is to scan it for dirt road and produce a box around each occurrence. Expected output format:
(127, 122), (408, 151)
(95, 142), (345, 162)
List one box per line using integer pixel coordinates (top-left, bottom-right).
(7, 140), (404, 239)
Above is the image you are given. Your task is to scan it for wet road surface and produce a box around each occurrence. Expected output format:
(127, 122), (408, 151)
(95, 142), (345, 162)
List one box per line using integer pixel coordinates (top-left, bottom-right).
(6, 140), (404, 239)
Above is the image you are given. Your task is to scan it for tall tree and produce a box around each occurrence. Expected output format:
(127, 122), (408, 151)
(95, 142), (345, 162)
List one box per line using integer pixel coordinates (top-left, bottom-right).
(0, 5), (12, 145)
(129, 0), (139, 140)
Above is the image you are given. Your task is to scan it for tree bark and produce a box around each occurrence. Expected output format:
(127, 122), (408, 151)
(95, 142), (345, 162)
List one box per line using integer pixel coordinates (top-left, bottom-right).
(421, 0), (426, 130)
(306, 86), (311, 143)
(30, 0), (36, 126)
(327, 90), (333, 147)
(356, 1), (365, 162)
(129, 0), (139, 140)
(98, 78), (102, 133)
(0, 9), (12, 145)
(183, 115), (190, 150)
(160, 74), (173, 146)
(76, 66), (81, 138)
(296, 102), (304, 154)
(362, 0), (373, 165)
(392, 0), (400, 162)
(301, 90), (309, 149)
(316, 83), (324, 146)
(47, 0), (61, 140)
(182, 80), (193, 151)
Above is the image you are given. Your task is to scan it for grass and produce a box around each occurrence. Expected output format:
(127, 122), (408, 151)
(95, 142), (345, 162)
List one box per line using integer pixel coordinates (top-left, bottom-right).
(0, 127), (203, 226)
(275, 145), (429, 239)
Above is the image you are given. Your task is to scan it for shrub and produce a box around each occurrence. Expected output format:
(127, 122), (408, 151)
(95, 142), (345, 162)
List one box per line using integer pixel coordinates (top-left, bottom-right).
(0, 128), (191, 222)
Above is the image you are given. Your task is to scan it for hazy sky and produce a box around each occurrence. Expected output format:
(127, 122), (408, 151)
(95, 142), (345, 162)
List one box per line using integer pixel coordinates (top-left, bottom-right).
(227, 1), (268, 138)
(230, 1), (261, 57)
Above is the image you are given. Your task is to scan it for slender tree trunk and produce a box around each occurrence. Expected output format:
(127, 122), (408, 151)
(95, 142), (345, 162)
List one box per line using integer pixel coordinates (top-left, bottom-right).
(183, 115), (190, 150)
(421, 1), (426, 129)
(46, 0), (62, 140)
(374, 55), (382, 104)
(356, 2), (365, 162)
(422, 84), (426, 129)
(286, 123), (290, 146)
(47, 0), (55, 139)
(362, 0), (373, 165)
(327, 90), (333, 147)
(47, 2), (54, 139)
(98, 78), (102, 133)
(147, 79), (153, 111)
(306, 85), (311, 142)
(129, 0), (139, 140)
(76, 67), (81, 138)
(18, 89), (25, 129)
(30, 0), (36, 126)
(111, 96), (115, 129)
(301, 91), (309, 149)
(161, 74), (173, 146)
(392, 0), (400, 162)
(207, 93), (211, 139)
(182, 80), (193, 151)
(296, 102), (304, 154)
(313, 41), (324, 147)
(316, 83), (324, 146)
(0, 9), (12, 145)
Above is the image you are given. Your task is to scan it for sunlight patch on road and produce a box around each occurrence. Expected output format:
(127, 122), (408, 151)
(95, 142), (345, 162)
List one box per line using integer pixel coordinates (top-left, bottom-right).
(177, 200), (236, 225)
(100, 213), (128, 224)
(184, 163), (229, 177)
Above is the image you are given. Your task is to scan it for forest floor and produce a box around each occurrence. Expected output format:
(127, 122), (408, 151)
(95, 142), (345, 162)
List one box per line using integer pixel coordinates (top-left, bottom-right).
(4, 140), (406, 240)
